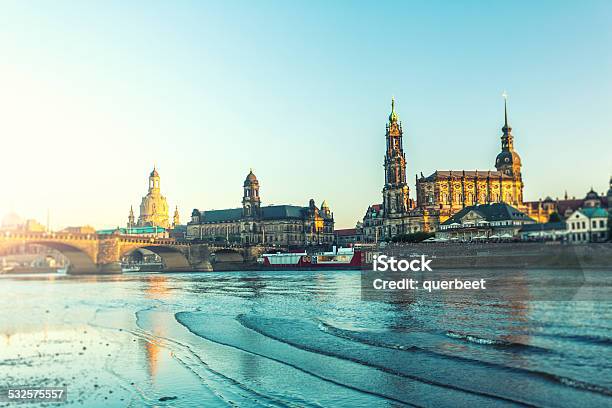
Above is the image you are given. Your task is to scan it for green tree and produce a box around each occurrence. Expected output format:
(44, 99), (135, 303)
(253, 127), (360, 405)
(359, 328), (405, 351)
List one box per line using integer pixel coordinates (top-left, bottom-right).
(548, 212), (562, 223)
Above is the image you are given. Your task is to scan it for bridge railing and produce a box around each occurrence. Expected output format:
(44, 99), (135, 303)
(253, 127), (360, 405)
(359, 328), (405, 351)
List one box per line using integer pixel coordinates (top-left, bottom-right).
(1, 231), (98, 241)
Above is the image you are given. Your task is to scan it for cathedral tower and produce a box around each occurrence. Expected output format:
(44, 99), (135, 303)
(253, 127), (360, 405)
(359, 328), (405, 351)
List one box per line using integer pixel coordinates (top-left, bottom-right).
(242, 169), (261, 218)
(382, 97), (410, 215)
(495, 94), (522, 177)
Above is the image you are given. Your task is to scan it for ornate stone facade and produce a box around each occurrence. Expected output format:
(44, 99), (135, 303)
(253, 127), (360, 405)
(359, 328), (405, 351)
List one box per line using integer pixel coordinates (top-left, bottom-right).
(382, 97), (412, 216)
(416, 169), (524, 224)
(362, 204), (383, 243)
(187, 171), (334, 246)
(416, 97), (525, 226)
(363, 99), (440, 240)
(363, 96), (527, 240)
(128, 167), (170, 229)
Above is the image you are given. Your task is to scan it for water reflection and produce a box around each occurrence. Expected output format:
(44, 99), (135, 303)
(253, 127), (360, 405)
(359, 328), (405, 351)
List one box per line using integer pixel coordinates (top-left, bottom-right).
(0, 269), (610, 407)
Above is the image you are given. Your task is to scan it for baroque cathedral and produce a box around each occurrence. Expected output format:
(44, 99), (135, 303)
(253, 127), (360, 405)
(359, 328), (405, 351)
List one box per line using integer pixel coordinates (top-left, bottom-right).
(127, 167), (180, 230)
(186, 170), (334, 246)
(363, 97), (526, 240)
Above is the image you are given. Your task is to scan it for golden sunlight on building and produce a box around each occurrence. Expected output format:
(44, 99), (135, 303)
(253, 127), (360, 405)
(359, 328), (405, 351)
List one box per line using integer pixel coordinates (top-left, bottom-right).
(128, 167), (170, 229)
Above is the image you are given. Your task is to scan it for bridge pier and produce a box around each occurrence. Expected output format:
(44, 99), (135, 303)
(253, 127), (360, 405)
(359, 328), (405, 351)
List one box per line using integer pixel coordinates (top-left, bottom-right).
(65, 263), (122, 275)
(97, 262), (123, 274)
(187, 261), (213, 272)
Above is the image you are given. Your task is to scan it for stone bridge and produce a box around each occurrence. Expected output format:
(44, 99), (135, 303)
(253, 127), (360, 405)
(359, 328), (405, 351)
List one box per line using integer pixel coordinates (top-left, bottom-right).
(0, 230), (276, 274)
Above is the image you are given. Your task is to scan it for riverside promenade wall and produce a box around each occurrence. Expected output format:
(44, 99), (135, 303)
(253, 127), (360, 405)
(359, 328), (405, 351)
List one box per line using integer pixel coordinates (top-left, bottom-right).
(380, 242), (612, 269)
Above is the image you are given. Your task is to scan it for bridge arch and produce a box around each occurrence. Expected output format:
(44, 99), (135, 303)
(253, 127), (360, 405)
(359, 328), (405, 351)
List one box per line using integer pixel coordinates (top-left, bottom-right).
(0, 241), (98, 274)
(121, 245), (192, 271)
(212, 248), (244, 263)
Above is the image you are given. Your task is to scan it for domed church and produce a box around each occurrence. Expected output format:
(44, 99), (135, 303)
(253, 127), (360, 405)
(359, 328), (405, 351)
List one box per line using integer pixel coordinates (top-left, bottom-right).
(127, 167), (171, 229)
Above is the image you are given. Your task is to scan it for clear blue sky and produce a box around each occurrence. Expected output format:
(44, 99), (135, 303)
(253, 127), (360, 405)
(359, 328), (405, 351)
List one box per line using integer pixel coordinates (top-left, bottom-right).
(1, 1), (611, 229)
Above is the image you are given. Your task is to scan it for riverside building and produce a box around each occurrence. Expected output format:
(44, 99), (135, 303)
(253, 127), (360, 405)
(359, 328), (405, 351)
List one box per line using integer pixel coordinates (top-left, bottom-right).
(363, 96), (529, 241)
(436, 203), (535, 241)
(187, 171), (334, 246)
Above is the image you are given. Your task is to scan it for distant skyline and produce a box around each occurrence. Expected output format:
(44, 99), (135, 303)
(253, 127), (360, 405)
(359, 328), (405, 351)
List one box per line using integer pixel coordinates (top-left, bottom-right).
(1, 1), (611, 229)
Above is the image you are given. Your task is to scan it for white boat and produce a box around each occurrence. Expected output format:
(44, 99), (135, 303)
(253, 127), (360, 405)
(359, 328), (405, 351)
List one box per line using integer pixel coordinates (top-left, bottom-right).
(259, 247), (363, 269)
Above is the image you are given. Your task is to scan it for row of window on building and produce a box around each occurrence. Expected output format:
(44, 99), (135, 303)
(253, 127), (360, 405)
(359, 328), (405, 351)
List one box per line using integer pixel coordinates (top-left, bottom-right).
(426, 193), (515, 205)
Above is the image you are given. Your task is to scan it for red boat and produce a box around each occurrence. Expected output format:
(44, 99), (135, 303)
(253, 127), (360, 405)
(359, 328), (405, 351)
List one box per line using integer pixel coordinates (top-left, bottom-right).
(258, 247), (363, 270)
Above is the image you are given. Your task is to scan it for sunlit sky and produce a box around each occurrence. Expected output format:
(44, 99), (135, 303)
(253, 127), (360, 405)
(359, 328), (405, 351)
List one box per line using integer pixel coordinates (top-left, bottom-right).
(1, 1), (611, 229)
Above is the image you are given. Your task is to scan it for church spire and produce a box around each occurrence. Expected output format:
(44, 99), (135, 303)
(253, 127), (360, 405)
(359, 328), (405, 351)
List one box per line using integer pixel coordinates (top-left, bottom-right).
(500, 91), (513, 150)
(389, 96), (399, 123)
(127, 205), (135, 228)
(502, 91), (512, 134)
(382, 98), (409, 215)
(494, 92), (521, 177)
(172, 206), (180, 228)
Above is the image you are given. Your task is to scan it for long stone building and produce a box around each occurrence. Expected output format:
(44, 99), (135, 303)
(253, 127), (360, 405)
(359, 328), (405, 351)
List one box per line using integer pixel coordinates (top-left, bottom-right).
(186, 171), (334, 246)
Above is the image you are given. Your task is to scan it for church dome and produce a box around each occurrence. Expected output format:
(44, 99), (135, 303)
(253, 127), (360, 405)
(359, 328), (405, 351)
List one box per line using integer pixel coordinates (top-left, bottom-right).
(244, 170), (258, 187)
(495, 150), (521, 168)
(585, 188), (600, 200)
(141, 195), (168, 214)
(150, 168), (159, 177)
(2, 211), (23, 229)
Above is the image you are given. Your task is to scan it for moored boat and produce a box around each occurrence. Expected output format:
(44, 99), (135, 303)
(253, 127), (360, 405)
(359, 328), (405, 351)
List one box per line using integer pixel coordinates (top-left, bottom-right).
(258, 247), (364, 270)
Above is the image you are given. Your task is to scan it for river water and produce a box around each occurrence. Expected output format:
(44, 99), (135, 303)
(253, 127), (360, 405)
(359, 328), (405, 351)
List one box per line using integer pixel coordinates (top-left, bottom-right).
(0, 269), (611, 407)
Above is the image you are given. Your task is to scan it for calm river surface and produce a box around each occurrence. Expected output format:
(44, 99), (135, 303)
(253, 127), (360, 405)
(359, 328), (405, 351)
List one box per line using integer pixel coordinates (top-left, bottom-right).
(1, 269), (611, 407)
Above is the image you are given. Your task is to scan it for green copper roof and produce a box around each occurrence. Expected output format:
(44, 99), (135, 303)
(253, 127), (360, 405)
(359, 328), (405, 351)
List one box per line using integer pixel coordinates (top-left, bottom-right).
(261, 205), (306, 220)
(579, 207), (608, 218)
(201, 208), (243, 223)
(196, 205), (309, 223)
(97, 226), (166, 234)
